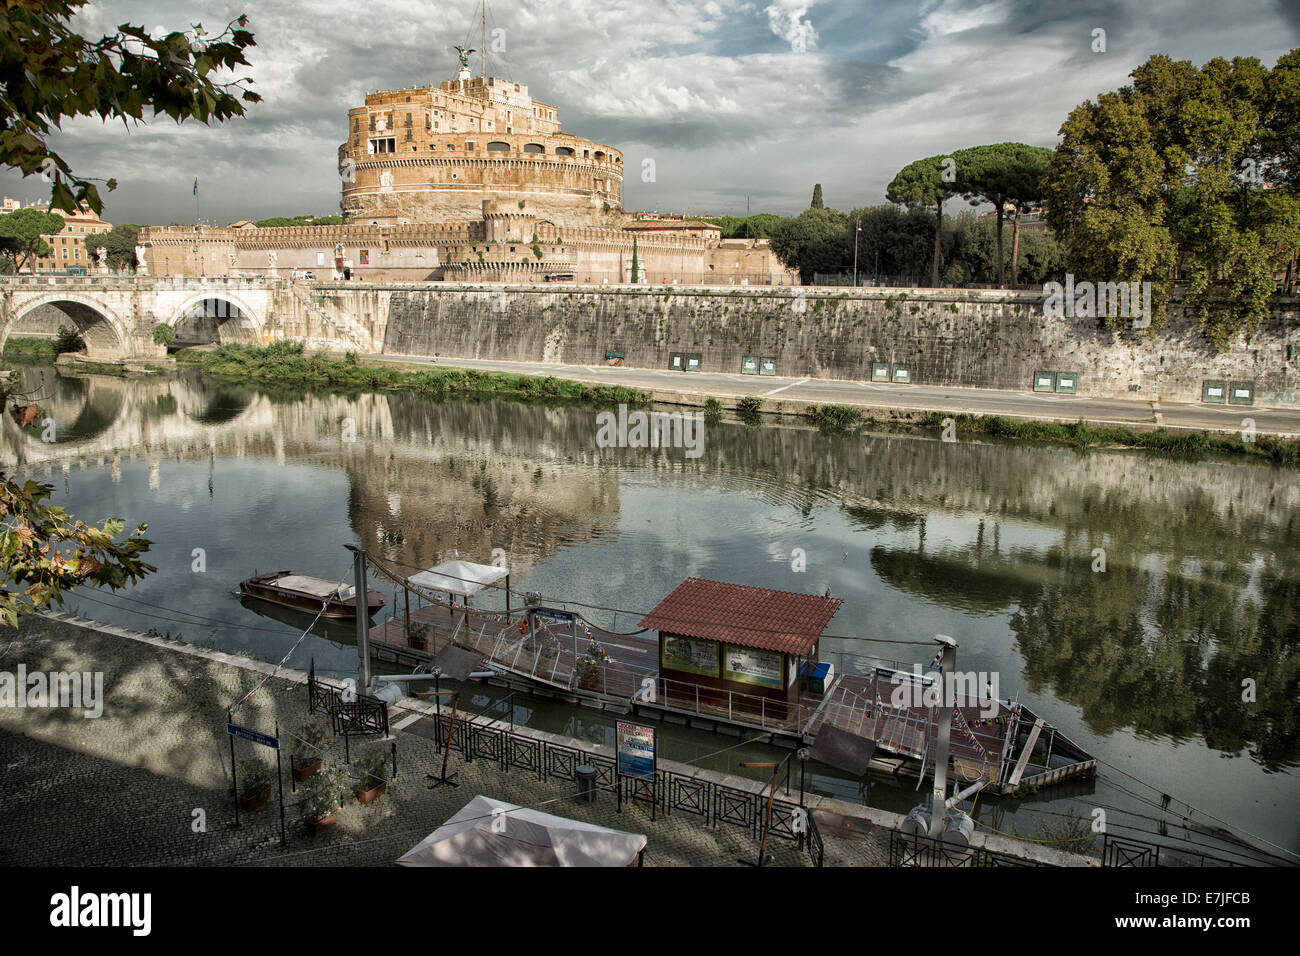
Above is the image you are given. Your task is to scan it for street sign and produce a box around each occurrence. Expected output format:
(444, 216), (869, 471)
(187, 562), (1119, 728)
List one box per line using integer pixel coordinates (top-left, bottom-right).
(534, 606), (576, 622)
(227, 723), (280, 750)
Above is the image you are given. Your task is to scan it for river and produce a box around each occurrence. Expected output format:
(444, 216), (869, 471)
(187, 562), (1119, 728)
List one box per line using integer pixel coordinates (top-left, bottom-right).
(3, 363), (1297, 861)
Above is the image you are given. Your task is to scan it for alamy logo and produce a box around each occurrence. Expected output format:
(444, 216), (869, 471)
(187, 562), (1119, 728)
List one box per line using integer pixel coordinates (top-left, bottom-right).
(889, 666), (999, 718)
(595, 404), (705, 459)
(0, 666), (104, 718)
(50, 886), (151, 936)
(1041, 274), (1153, 327)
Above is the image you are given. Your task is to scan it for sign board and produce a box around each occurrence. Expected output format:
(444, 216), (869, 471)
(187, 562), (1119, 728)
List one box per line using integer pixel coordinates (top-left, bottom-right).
(723, 644), (784, 689)
(1228, 381), (1255, 405)
(685, 353), (702, 372)
(661, 633), (719, 677)
(759, 357), (777, 376)
(1033, 371), (1056, 392)
(891, 365), (911, 384)
(533, 606), (576, 622)
(741, 356), (759, 374)
(1055, 372), (1077, 394)
(669, 352), (683, 371)
(227, 723), (280, 750)
(616, 721), (656, 782)
(1201, 380), (1227, 404)
(871, 362), (890, 382)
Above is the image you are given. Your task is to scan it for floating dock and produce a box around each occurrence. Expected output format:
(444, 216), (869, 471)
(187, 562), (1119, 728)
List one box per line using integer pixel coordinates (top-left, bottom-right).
(363, 578), (1096, 796)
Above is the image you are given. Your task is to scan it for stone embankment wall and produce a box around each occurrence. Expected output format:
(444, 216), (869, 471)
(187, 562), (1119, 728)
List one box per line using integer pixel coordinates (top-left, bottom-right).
(376, 285), (1300, 404)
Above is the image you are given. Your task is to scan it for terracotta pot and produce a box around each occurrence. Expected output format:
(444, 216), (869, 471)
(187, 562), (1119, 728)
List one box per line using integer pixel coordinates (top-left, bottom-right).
(355, 780), (387, 805)
(308, 812), (337, 836)
(293, 756), (322, 782)
(240, 783), (271, 811)
(409, 637), (428, 651)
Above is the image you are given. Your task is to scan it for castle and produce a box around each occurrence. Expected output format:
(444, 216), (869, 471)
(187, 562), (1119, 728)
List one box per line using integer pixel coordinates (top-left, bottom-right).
(139, 56), (795, 286)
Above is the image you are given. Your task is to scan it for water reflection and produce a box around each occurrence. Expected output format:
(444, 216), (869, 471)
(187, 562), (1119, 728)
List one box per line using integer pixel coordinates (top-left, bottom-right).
(9, 366), (1298, 849)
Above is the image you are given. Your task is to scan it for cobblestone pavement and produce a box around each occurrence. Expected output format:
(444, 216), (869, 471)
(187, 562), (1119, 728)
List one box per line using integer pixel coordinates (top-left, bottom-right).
(0, 616), (891, 867)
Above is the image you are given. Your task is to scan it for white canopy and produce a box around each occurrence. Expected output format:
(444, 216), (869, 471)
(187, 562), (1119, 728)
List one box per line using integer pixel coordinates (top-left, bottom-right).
(395, 795), (647, 867)
(406, 560), (509, 598)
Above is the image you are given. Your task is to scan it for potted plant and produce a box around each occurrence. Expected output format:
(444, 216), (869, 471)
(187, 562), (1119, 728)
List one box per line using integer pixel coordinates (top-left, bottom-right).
(237, 757), (273, 811)
(299, 767), (343, 836)
(406, 621), (430, 652)
(576, 641), (608, 690)
(354, 746), (390, 804)
(291, 720), (332, 781)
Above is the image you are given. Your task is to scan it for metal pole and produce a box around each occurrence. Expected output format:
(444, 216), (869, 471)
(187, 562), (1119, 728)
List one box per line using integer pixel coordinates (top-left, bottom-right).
(228, 709), (240, 828)
(345, 545), (371, 693)
(853, 219), (860, 286)
(275, 719), (286, 848)
(928, 634), (957, 838)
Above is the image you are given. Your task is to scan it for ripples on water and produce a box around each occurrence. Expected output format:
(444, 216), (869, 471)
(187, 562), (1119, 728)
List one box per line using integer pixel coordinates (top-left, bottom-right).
(4, 366), (1298, 855)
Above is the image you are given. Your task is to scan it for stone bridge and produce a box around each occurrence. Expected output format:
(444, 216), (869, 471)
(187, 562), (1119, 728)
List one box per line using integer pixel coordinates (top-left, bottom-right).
(0, 276), (382, 358)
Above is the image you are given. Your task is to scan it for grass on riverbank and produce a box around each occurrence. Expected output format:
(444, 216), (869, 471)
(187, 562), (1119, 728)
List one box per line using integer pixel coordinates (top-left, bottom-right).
(1, 336), (55, 362)
(177, 341), (651, 407)
(923, 411), (1300, 464)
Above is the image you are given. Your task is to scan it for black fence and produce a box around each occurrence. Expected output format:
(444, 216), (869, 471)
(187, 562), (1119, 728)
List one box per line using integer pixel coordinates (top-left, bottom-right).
(887, 829), (1263, 868)
(888, 829), (1054, 867)
(426, 711), (818, 860)
(1100, 834), (1256, 867)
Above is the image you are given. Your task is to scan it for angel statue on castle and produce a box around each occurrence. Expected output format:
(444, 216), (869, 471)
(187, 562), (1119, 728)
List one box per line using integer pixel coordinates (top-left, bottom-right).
(453, 45), (474, 69)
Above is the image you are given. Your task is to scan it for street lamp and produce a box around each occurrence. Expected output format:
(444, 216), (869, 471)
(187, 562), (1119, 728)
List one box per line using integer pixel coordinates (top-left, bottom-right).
(852, 219), (862, 286)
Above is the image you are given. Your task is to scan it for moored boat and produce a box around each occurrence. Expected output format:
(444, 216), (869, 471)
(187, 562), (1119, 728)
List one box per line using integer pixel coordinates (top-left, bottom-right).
(239, 570), (386, 619)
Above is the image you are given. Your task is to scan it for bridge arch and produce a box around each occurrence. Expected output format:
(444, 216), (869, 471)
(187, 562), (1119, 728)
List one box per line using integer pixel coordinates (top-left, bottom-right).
(3, 294), (130, 358)
(167, 291), (265, 347)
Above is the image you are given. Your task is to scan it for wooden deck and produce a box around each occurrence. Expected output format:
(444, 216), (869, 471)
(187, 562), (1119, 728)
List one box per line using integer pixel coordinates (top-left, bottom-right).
(365, 598), (1095, 794)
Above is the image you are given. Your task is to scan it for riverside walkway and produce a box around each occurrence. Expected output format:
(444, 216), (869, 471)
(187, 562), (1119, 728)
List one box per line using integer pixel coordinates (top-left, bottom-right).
(0, 613), (1092, 867)
(369, 352), (1300, 438)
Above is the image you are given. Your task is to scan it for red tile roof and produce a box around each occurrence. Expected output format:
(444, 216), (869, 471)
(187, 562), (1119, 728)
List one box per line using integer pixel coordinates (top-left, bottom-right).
(639, 578), (842, 657)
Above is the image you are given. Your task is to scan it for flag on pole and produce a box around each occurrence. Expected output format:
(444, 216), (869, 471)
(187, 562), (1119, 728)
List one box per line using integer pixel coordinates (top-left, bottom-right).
(193, 178), (199, 196)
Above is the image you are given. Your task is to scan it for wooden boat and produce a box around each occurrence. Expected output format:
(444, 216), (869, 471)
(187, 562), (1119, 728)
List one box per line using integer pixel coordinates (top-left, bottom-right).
(239, 570), (386, 619)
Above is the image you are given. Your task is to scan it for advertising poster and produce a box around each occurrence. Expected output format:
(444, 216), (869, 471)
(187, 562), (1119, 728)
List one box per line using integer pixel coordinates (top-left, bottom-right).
(616, 721), (656, 781)
(661, 634), (719, 677)
(724, 645), (784, 688)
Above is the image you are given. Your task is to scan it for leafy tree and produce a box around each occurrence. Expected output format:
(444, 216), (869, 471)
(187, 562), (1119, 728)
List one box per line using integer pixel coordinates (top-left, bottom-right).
(152, 323), (174, 348)
(887, 155), (961, 287)
(630, 235), (639, 283)
(93, 223), (140, 272)
(810, 184), (824, 209)
(951, 143), (1053, 286)
(769, 207), (849, 283)
(0, 207), (65, 271)
(1045, 53), (1300, 346)
(254, 215), (343, 227)
(1, 474), (155, 627)
(697, 214), (783, 238)
(52, 328), (85, 354)
(0, 2), (260, 215)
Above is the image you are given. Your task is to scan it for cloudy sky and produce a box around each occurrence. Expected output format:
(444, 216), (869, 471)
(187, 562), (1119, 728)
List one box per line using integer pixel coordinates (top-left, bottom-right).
(4, 0), (1299, 225)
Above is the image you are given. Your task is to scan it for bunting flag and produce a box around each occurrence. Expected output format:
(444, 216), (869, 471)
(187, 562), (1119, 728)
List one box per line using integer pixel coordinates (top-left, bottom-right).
(952, 709), (989, 758)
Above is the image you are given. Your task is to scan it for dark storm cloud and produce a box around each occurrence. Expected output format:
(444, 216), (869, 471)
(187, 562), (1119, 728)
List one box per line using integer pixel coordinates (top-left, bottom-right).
(0, 0), (1294, 223)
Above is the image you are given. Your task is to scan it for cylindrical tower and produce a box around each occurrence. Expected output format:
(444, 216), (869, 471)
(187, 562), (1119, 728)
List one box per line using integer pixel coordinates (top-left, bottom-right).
(339, 74), (623, 230)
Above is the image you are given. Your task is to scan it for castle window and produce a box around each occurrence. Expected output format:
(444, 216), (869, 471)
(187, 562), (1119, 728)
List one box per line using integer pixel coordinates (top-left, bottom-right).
(555, 146), (574, 157)
(524, 143), (543, 154)
(369, 137), (395, 154)
(369, 116), (375, 131)
(405, 113), (412, 126)
(486, 141), (510, 152)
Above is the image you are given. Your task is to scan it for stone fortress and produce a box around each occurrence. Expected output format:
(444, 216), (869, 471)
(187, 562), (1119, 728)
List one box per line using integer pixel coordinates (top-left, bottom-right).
(139, 52), (796, 286)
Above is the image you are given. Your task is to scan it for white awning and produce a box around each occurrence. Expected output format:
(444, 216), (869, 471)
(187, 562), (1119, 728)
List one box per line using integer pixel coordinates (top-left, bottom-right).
(406, 560), (509, 598)
(395, 795), (647, 867)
